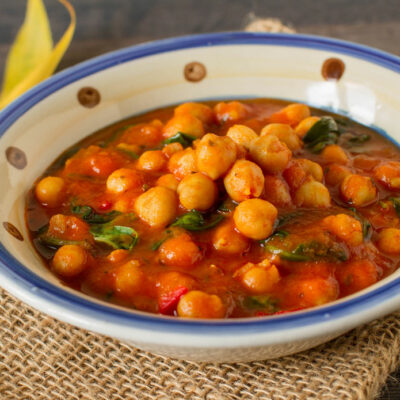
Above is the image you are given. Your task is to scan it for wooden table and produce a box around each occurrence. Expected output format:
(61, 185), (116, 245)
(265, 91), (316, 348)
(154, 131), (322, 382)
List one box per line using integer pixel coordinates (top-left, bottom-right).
(1, 1), (400, 398)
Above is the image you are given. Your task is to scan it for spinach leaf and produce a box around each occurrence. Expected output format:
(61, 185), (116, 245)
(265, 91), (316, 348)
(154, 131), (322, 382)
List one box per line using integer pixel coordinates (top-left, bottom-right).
(389, 197), (400, 218)
(243, 296), (278, 312)
(99, 125), (133, 148)
(264, 240), (348, 262)
(217, 199), (237, 213)
(277, 211), (304, 228)
(163, 132), (196, 148)
(90, 224), (138, 250)
(346, 134), (371, 145)
(264, 244), (311, 262)
(171, 210), (224, 231)
(151, 238), (167, 251)
(116, 148), (139, 159)
(348, 207), (372, 239)
(71, 204), (121, 224)
(303, 116), (340, 154)
(38, 234), (92, 249)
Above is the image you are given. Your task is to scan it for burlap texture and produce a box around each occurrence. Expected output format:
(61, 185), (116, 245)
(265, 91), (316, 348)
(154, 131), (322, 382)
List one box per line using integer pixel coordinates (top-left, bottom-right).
(1, 287), (400, 400)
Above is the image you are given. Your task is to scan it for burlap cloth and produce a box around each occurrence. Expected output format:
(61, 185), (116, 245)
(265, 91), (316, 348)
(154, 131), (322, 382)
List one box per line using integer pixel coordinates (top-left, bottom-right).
(2, 18), (400, 400)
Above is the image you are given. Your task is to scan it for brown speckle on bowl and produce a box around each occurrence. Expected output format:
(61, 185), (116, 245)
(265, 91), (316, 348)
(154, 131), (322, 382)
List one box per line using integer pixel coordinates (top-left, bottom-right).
(3, 222), (23, 241)
(77, 87), (101, 108)
(184, 62), (206, 82)
(322, 58), (345, 81)
(5, 146), (27, 169)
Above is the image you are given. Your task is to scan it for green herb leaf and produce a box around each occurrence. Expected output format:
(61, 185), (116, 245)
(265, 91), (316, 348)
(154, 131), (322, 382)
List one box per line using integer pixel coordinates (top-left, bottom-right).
(90, 224), (138, 250)
(99, 125), (133, 148)
(171, 210), (224, 231)
(347, 134), (371, 145)
(264, 244), (311, 261)
(71, 204), (121, 224)
(389, 197), (400, 218)
(151, 238), (168, 251)
(277, 211), (304, 228)
(117, 148), (139, 159)
(348, 207), (372, 239)
(163, 132), (196, 147)
(243, 296), (278, 312)
(38, 234), (92, 250)
(303, 116), (340, 154)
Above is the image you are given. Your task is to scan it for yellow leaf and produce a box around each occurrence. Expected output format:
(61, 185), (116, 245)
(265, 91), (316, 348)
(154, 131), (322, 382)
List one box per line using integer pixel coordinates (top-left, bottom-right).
(0, 0), (76, 109)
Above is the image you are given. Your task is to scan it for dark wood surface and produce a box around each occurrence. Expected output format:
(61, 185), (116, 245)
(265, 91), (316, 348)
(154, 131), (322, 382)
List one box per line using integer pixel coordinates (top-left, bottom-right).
(1, 1), (400, 398)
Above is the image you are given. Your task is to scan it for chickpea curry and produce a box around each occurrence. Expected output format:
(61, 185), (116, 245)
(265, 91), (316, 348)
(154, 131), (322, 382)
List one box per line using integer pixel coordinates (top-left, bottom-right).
(26, 99), (400, 319)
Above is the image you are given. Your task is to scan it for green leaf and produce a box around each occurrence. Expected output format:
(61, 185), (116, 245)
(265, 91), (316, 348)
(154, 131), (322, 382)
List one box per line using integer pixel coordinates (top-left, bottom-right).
(347, 134), (371, 145)
(243, 296), (278, 312)
(90, 224), (138, 250)
(303, 116), (340, 154)
(163, 132), (196, 147)
(264, 244), (311, 262)
(348, 207), (372, 239)
(171, 210), (224, 231)
(117, 148), (139, 159)
(71, 204), (121, 224)
(277, 211), (304, 228)
(389, 197), (400, 218)
(264, 240), (348, 262)
(38, 234), (91, 250)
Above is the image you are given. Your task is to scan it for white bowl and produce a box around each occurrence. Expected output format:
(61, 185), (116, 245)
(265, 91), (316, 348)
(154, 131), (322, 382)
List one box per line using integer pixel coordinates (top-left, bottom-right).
(1, 32), (400, 362)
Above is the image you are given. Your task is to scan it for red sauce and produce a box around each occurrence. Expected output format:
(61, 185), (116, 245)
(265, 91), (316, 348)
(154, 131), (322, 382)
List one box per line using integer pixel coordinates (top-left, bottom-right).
(26, 99), (400, 319)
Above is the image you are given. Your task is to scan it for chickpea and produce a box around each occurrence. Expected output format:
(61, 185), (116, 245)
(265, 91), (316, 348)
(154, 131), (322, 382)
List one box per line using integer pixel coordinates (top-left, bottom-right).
(294, 180), (331, 208)
(162, 142), (184, 158)
(168, 148), (197, 179)
(196, 133), (237, 180)
(106, 168), (143, 194)
(177, 290), (226, 318)
(353, 155), (380, 172)
(114, 260), (145, 297)
(263, 175), (292, 207)
(174, 102), (214, 124)
(322, 214), (363, 246)
(325, 164), (351, 186)
(294, 116), (320, 138)
(48, 214), (90, 241)
(107, 249), (130, 263)
(336, 260), (378, 295)
(157, 271), (196, 294)
(260, 123), (302, 151)
(35, 176), (65, 207)
(226, 124), (258, 150)
(177, 172), (218, 210)
(224, 160), (264, 202)
(214, 101), (248, 123)
(239, 262), (280, 294)
(113, 191), (138, 213)
(374, 162), (400, 190)
(137, 150), (167, 171)
(283, 276), (339, 308)
(212, 220), (250, 254)
(162, 114), (204, 138)
(159, 233), (202, 267)
(269, 103), (311, 127)
(321, 144), (349, 165)
(377, 228), (400, 254)
(134, 186), (177, 228)
(233, 198), (278, 240)
(156, 173), (179, 191)
(283, 158), (323, 190)
(340, 174), (377, 207)
(52, 245), (88, 277)
(249, 135), (292, 174)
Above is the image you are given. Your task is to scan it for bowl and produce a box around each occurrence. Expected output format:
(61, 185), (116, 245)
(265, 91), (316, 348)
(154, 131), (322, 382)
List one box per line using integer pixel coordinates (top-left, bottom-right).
(1, 32), (400, 363)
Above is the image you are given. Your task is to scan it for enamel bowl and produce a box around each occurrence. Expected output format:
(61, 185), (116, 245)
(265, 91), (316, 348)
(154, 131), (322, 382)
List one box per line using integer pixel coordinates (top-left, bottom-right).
(1, 33), (400, 362)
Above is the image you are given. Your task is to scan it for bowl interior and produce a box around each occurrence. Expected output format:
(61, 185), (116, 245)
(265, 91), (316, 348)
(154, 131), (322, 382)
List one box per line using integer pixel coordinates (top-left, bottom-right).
(1, 33), (400, 323)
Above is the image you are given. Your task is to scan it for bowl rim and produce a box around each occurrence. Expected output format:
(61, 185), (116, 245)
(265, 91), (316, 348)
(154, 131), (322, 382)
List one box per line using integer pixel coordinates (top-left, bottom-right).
(1, 31), (400, 336)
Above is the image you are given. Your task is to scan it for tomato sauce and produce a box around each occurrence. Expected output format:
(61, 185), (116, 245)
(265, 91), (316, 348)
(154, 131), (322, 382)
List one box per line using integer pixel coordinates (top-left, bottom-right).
(26, 99), (400, 318)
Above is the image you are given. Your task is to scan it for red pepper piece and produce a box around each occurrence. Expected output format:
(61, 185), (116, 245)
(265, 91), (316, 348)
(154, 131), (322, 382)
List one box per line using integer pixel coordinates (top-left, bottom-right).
(98, 200), (112, 211)
(158, 286), (188, 315)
